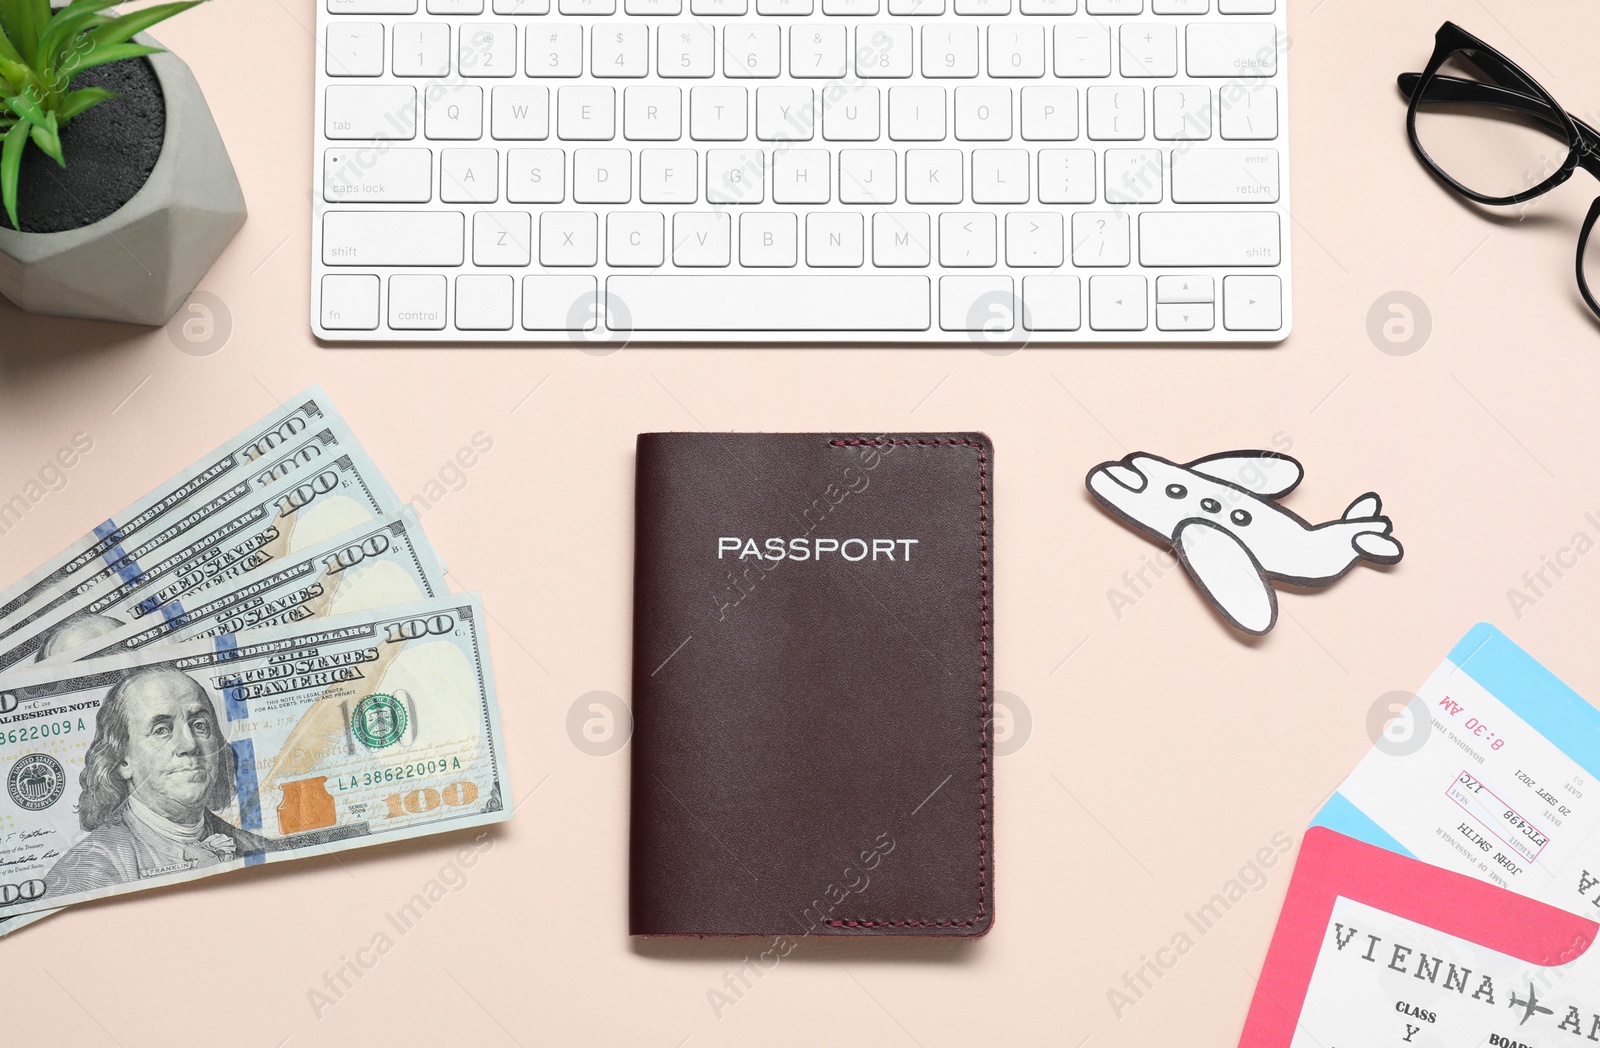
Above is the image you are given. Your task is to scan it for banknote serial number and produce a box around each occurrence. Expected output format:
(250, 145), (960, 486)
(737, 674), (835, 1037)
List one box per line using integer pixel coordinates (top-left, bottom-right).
(1, 718), (87, 746)
(338, 757), (464, 789)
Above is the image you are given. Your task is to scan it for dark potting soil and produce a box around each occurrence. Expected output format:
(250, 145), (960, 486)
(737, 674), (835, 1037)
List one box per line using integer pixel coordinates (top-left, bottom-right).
(5, 57), (165, 234)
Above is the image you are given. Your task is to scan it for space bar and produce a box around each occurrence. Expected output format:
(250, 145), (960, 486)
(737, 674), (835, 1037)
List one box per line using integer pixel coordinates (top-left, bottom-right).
(608, 276), (930, 331)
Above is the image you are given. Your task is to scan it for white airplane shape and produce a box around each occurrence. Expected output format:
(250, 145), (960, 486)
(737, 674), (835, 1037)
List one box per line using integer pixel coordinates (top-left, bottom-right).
(1087, 451), (1403, 635)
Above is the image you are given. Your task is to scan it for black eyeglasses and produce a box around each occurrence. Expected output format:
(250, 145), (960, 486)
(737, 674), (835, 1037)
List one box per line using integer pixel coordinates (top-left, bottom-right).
(1400, 21), (1600, 321)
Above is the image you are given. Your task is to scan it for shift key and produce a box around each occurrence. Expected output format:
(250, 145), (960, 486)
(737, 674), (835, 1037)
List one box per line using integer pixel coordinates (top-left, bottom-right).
(323, 212), (465, 265)
(1140, 212), (1279, 267)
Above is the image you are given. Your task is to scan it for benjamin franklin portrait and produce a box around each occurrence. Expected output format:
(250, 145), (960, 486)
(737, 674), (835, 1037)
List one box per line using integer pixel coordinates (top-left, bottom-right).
(44, 668), (266, 895)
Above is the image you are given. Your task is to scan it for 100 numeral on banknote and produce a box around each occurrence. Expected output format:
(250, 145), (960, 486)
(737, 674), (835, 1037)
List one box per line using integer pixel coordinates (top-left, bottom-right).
(0, 594), (510, 915)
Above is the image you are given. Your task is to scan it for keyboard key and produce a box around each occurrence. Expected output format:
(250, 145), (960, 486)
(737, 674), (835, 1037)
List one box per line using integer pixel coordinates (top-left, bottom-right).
(540, 212), (599, 265)
(593, 24), (649, 77)
(890, 0), (944, 13)
(1139, 211), (1280, 265)
(1119, 23), (1177, 76)
(823, 86), (881, 140)
(1186, 23), (1277, 77)
(760, 0), (813, 12)
(1052, 23), (1110, 77)
(607, 276), (930, 329)
(889, 86), (945, 140)
(429, 0), (482, 12)
(939, 212), (996, 266)
(905, 149), (961, 203)
(1155, 275), (1212, 302)
(987, 24), (1044, 78)
(873, 212), (931, 266)
(1171, 147), (1278, 203)
(324, 147), (432, 202)
(323, 211), (465, 265)
(440, 147), (500, 201)
(822, 0), (878, 13)
(1071, 211), (1130, 266)
(691, 86), (748, 139)
(1152, 0), (1205, 10)
(1087, 0), (1139, 11)
(673, 212), (731, 264)
(607, 211), (666, 265)
(1020, 86), (1076, 140)
(641, 148), (698, 201)
(455, 275), (515, 330)
(574, 148), (632, 202)
(492, 85), (550, 139)
(839, 149), (896, 202)
(1004, 211), (1062, 266)
(757, 86), (816, 140)
(558, 85), (616, 139)
(692, 0), (747, 12)
(474, 211), (533, 265)
(954, 86), (1010, 140)
(330, 0), (417, 12)
(707, 148), (765, 202)
(1022, 275), (1080, 330)
(1104, 148), (1162, 203)
(726, 25), (781, 76)
(922, 25), (978, 78)
(1220, 84), (1277, 139)
(972, 149), (1028, 203)
(389, 274), (448, 329)
(460, 23), (517, 77)
(628, 0), (681, 11)
(425, 85), (484, 139)
(955, 0), (1007, 12)
(857, 25), (914, 78)
(325, 85), (416, 139)
(392, 23), (449, 76)
(1089, 274), (1147, 330)
(939, 276), (1012, 331)
(1037, 148), (1094, 202)
(1153, 85), (1210, 139)
(506, 147), (565, 201)
(1019, 0), (1075, 11)
(321, 274), (381, 330)
(327, 23), (384, 76)
(625, 86), (683, 139)
(528, 25), (582, 76)
(740, 212), (797, 266)
(1156, 302), (1213, 330)
(791, 25), (848, 78)
(523, 275), (597, 329)
(1086, 85), (1142, 139)
(1222, 274), (1281, 330)
(495, 0), (550, 11)
(560, 0), (615, 12)
(659, 24), (715, 76)
(1219, 0), (1272, 11)
(773, 149), (831, 202)
(807, 212), (864, 266)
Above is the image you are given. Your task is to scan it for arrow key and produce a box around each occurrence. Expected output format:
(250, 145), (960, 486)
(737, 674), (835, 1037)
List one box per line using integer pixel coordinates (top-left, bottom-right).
(1155, 274), (1214, 304)
(1156, 302), (1214, 331)
(1223, 274), (1281, 331)
(1089, 274), (1147, 331)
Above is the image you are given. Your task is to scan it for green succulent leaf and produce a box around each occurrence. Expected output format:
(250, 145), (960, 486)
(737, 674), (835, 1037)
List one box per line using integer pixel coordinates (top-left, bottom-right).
(38, 6), (116, 80)
(2, 118), (27, 230)
(56, 83), (112, 121)
(0, 53), (39, 94)
(64, 40), (160, 75)
(0, 18), (26, 68)
(28, 111), (61, 165)
(5, 82), (44, 123)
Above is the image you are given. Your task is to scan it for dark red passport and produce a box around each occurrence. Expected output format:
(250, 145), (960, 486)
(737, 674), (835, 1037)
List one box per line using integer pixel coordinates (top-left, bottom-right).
(629, 432), (994, 937)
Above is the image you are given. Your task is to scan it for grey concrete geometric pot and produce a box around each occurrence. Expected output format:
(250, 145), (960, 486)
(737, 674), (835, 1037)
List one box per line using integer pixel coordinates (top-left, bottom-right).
(0, 30), (247, 326)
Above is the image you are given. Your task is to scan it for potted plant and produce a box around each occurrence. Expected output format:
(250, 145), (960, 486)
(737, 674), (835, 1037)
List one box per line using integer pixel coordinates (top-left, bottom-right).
(0, 0), (245, 326)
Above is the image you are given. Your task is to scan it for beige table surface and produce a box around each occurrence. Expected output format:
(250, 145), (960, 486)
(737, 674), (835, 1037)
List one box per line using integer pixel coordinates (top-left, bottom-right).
(5, 0), (1600, 1044)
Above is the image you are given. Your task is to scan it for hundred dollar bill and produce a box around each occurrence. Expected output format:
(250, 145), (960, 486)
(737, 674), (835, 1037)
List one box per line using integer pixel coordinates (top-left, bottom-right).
(48, 511), (449, 664)
(0, 448), (405, 676)
(0, 593), (510, 920)
(0, 389), (371, 645)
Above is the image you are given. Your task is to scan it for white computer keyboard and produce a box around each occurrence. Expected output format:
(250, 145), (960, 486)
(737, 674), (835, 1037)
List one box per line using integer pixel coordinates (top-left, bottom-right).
(311, 0), (1290, 344)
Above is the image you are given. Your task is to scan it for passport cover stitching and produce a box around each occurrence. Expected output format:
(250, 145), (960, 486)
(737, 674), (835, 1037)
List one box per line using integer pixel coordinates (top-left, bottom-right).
(824, 438), (990, 929)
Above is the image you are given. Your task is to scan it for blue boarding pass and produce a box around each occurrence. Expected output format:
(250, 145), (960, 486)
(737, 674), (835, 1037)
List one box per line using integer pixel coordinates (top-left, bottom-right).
(1314, 623), (1600, 920)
